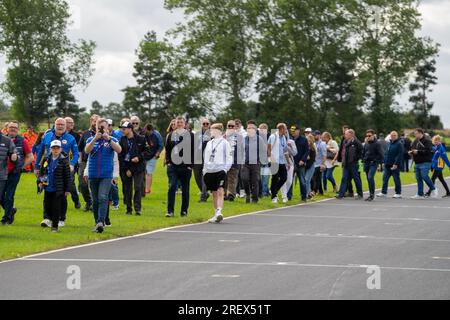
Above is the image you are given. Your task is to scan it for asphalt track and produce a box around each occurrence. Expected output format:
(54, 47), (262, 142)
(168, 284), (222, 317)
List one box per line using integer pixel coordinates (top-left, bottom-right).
(1, 181), (450, 300)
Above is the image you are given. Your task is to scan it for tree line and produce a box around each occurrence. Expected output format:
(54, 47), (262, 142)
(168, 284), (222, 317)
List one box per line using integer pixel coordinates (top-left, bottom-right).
(0, 0), (443, 136)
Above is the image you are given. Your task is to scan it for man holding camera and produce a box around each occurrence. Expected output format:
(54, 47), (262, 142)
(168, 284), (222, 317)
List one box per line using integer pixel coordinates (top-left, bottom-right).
(85, 118), (122, 233)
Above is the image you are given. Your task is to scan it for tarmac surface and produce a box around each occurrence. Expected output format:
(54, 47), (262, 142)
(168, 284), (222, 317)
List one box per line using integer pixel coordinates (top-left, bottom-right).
(1, 181), (450, 300)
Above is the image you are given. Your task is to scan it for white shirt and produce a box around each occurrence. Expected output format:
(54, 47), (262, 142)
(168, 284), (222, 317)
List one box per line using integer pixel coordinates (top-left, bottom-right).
(203, 137), (233, 174)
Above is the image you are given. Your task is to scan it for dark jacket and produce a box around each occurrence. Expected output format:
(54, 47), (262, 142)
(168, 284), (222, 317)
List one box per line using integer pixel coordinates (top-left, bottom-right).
(402, 137), (412, 156)
(68, 129), (81, 144)
(337, 136), (345, 163)
(0, 135), (16, 181)
(78, 129), (96, 163)
(305, 148), (316, 169)
(363, 139), (384, 165)
(343, 138), (363, 167)
(41, 154), (71, 195)
(411, 137), (433, 164)
(165, 130), (195, 167)
(118, 133), (148, 174)
(384, 139), (404, 167)
(294, 135), (309, 166)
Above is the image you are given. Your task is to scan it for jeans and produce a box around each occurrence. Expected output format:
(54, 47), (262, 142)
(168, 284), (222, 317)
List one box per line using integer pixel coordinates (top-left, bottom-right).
(295, 166), (307, 200)
(414, 162), (435, 196)
(89, 178), (112, 224)
(339, 164), (363, 197)
(364, 163), (378, 196)
(324, 167), (337, 191)
(110, 182), (119, 207)
(167, 165), (192, 214)
(381, 167), (402, 195)
(305, 166), (315, 196)
(261, 168), (271, 197)
(1, 172), (21, 223)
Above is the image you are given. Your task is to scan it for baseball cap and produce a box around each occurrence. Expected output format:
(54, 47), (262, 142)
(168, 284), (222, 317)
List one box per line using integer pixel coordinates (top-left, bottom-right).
(119, 121), (133, 129)
(50, 140), (62, 148)
(304, 128), (312, 133)
(107, 119), (113, 126)
(313, 130), (322, 136)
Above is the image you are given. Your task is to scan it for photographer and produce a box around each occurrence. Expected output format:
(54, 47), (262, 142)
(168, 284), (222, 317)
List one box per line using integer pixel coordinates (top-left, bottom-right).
(85, 118), (122, 233)
(118, 121), (148, 216)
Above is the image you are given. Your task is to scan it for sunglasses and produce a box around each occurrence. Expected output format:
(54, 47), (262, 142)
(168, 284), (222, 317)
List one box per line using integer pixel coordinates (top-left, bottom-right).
(132, 122), (139, 125)
(227, 125), (235, 128)
(203, 123), (210, 126)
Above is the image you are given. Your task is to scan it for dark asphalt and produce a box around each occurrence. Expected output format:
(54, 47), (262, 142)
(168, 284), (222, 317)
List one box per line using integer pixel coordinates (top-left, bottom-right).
(1, 181), (450, 300)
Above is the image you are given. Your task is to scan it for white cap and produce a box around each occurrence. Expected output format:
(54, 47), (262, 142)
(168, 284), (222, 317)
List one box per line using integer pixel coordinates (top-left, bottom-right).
(305, 127), (312, 132)
(107, 119), (113, 125)
(50, 140), (62, 148)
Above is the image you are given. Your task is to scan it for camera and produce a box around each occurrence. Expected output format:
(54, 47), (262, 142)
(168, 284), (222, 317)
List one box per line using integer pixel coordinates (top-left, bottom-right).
(99, 128), (105, 134)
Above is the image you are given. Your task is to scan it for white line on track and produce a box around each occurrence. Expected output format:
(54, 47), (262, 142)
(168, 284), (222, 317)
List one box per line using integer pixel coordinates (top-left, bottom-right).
(21, 257), (450, 273)
(315, 203), (450, 210)
(251, 213), (450, 223)
(432, 257), (450, 260)
(162, 230), (450, 243)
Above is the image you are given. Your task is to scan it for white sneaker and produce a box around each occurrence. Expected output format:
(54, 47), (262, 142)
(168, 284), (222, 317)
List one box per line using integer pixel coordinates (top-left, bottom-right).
(411, 195), (425, 200)
(40, 219), (51, 228)
(393, 194), (402, 199)
(239, 190), (246, 198)
(208, 214), (223, 224)
(58, 221), (65, 227)
(112, 205), (119, 211)
(376, 193), (387, 198)
(272, 198), (278, 204)
(282, 197), (288, 203)
(431, 189), (439, 199)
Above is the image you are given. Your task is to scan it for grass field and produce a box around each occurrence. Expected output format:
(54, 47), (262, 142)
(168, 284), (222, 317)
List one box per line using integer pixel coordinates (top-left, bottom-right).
(0, 158), (448, 261)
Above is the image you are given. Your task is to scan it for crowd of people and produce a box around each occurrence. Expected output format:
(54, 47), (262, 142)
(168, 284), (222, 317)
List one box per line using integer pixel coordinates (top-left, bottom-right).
(0, 115), (449, 233)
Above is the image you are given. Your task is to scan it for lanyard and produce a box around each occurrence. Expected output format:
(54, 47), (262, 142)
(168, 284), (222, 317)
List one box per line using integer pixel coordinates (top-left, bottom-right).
(211, 139), (223, 155)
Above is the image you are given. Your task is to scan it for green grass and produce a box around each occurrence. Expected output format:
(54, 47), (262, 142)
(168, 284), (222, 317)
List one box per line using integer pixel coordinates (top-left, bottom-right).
(0, 159), (448, 261)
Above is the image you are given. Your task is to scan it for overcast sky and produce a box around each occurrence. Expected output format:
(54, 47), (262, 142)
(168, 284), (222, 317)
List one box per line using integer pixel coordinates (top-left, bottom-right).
(1, 0), (449, 127)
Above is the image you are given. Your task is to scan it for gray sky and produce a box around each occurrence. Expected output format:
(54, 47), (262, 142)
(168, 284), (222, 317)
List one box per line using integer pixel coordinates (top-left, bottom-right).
(1, 0), (449, 127)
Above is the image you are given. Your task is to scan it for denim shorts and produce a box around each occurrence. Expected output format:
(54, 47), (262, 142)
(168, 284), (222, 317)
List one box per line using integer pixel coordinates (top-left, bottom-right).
(146, 159), (157, 174)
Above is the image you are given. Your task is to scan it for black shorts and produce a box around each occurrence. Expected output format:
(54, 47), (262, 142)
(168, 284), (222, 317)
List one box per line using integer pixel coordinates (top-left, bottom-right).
(204, 171), (227, 191)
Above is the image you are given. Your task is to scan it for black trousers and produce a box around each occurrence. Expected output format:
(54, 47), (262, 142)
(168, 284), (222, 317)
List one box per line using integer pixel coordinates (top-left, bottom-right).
(312, 167), (324, 195)
(241, 164), (260, 201)
(429, 170), (450, 195)
(78, 162), (91, 205)
(44, 192), (65, 228)
(120, 170), (144, 213)
(69, 170), (79, 205)
(271, 164), (287, 200)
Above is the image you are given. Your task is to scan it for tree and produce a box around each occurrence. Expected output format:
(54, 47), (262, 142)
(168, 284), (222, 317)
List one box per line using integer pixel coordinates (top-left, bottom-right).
(0, 0), (95, 126)
(350, 0), (439, 133)
(409, 58), (439, 129)
(165, 0), (257, 119)
(123, 31), (212, 131)
(90, 101), (104, 117)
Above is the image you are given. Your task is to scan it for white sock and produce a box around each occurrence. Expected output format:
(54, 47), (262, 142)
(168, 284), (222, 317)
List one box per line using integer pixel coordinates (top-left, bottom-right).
(216, 208), (222, 216)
